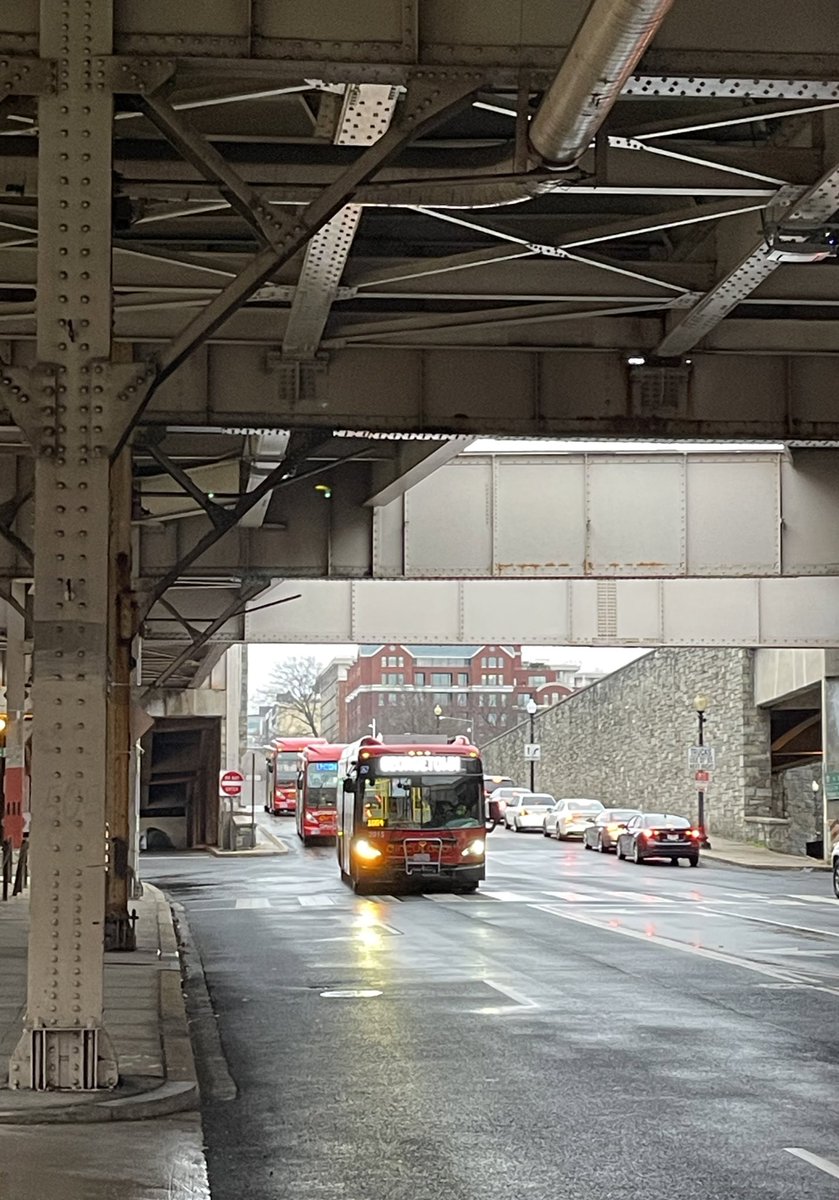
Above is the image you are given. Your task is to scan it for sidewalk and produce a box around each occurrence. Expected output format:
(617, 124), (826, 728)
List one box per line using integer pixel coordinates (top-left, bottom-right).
(703, 836), (832, 871)
(0, 882), (199, 1122)
(208, 813), (290, 856)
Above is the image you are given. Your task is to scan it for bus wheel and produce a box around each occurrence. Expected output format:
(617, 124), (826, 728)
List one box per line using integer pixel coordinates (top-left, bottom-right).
(353, 878), (370, 896)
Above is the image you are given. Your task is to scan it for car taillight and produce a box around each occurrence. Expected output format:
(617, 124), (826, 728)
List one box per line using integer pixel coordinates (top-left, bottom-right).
(639, 830), (650, 840)
(689, 828), (702, 839)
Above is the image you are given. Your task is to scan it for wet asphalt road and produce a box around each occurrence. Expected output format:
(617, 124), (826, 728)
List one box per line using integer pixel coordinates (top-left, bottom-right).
(146, 826), (839, 1200)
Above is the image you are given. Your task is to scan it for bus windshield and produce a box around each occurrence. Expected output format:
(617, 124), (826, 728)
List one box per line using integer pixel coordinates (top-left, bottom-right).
(275, 752), (299, 782)
(306, 762), (338, 805)
(360, 773), (483, 830)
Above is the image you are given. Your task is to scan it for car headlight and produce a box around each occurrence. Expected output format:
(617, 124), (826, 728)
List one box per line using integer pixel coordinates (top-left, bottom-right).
(462, 839), (485, 857)
(353, 838), (382, 862)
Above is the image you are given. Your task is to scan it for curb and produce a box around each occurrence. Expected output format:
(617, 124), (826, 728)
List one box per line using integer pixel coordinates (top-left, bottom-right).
(703, 851), (831, 872)
(0, 884), (200, 1125)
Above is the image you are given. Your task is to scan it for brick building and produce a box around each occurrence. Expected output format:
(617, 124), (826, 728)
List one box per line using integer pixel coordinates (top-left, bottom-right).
(334, 645), (576, 744)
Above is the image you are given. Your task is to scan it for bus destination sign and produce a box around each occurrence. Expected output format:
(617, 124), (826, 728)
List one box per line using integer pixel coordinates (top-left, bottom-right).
(377, 755), (466, 774)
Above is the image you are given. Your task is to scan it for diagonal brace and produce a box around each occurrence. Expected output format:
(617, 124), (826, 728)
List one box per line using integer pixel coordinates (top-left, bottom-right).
(143, 442), (234, 530)
(138, 446), (376, 620)
(146, 76), (482, 401)
(144, 579), (268, 693)
(139, 93), (286, 247)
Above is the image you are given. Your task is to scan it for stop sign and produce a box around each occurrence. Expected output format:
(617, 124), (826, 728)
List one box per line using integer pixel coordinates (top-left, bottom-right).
(219, 769), (244, 798)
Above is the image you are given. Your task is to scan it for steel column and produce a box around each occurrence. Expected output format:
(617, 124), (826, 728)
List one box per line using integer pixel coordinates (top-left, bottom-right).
(8, 0), (126, 1091)
(3, 584), (29, 850)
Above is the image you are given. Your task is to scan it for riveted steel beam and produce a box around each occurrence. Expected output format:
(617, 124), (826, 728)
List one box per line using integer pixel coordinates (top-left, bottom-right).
(283, 84), (399, 359)
(148, 73), (483, 396)
(657, 163), (839, 356)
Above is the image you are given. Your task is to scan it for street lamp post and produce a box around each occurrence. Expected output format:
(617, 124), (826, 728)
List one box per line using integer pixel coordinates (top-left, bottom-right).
(526, 699), (538, 791)
(433, 704), (442, 735)
(693, 694), (710, 842)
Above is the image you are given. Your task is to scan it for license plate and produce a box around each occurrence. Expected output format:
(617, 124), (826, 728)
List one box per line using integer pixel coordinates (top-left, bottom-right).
(408, 852), (431, 863)
(666, 834), (680, 841)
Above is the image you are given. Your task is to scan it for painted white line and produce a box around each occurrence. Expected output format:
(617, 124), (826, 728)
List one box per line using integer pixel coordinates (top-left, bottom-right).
(483, 980), (539, 1009)
(789, 894), (839, 905)
(481, 891), (534, 902)
(234, 898), (270, 909)
(298, 895), (337, 907)
(726, 913), (839, 940)
(785, 1148), (839, 1180)
(426, 893), (465, 902)
(532, 904), (839, 994)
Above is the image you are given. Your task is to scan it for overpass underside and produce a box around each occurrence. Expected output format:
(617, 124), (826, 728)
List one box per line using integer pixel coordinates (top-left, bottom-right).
(5, 0), (839, 1089)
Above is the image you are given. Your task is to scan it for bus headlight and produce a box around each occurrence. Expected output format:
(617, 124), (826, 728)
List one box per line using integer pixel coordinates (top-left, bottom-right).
(353, 839), (382, 862)
(462, 839), (485, 857)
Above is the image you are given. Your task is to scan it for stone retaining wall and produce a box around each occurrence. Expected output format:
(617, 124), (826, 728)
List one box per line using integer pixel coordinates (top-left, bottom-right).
(482, 648), (774, 843)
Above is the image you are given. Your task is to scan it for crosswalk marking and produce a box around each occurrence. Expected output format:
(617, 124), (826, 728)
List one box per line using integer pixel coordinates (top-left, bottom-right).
(198, 887), (837, 913)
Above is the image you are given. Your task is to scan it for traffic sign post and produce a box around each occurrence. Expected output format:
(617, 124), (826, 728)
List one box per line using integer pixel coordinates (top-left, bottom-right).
(219, 769), (244, 799)
(694, 770), (710, 788)
(688, 746), (715, 771)
(524, 744), (541, 761)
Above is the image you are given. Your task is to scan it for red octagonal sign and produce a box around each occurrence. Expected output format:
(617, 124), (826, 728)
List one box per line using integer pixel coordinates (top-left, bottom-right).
(219, 769), (244, 797)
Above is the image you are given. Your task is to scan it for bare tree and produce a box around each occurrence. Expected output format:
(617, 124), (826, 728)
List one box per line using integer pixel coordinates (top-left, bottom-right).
(258, 656), (321, 737)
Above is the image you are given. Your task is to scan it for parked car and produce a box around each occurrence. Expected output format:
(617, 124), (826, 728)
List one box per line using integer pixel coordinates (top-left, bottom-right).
(615, 813), (702, 866)
(505, 792), (556, 831)
(484, 775), (516, 799)
(491, 786), (531, 819)
(583, 808), (642, 853)
(544, 798), (604, 840)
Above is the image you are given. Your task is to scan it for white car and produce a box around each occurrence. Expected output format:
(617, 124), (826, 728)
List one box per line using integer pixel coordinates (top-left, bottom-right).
(504, 792), (557, 831)
(544, 798), (605, 840)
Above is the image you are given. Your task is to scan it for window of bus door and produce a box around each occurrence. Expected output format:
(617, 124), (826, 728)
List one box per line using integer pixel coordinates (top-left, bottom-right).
(360, 774), (482, 830)
(306, 762), (338, 806)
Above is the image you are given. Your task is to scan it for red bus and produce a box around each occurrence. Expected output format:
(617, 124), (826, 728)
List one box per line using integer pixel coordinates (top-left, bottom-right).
(336, 736), (494, 894)
(267, 737), (325, 815)
(296, 742), (346, 845)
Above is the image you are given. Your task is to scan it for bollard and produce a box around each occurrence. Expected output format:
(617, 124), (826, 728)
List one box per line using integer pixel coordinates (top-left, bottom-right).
(1, 838), (12, 901)
(12, 836), (28, 896)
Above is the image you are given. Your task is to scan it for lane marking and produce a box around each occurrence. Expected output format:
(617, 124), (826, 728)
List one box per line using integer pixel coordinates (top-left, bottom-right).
(785, 1149), (839, 1180)
(723, 913), (839, 940)
(789, 894), (839, 906)
(482, 979), (542, 1008)
(531, 904), (839, 995)
(298, 895), (337, 907)
(234, 898), (270, 909)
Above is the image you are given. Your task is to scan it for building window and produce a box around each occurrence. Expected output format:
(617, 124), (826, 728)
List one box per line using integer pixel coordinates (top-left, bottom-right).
(500, 693), (507, 705)
(398, 656), (404, 667)
(388, 693), (397, 704)
(415, 672), (425, 687)
(458, 673), (468, 686)
(430, 672), (452, 687)
(383, 672), (404, 685)
(478, 695), (484, 707)
(457, 693), (468, 707)
(487, 712), (497, 725)
(519, 693), (531, 707)
(488, 655), (497, 668)
(488, 694), (497, 706)
(378, 694), (385, 706)
(529, 675), (547, 686)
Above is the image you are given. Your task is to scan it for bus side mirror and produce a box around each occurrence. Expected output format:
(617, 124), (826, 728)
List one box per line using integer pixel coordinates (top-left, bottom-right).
(485, 799), (501, 831)
(343, 777), (355, 794)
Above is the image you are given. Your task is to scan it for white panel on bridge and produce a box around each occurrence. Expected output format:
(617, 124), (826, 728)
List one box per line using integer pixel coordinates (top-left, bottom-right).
(587, 458), (685, 576)
(386, 453), (797, 579)
(492, 458), (586, 576)
(244, 577), (839, 647)
(460, 579), (571, 642)
(685, 458), (779, 575)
